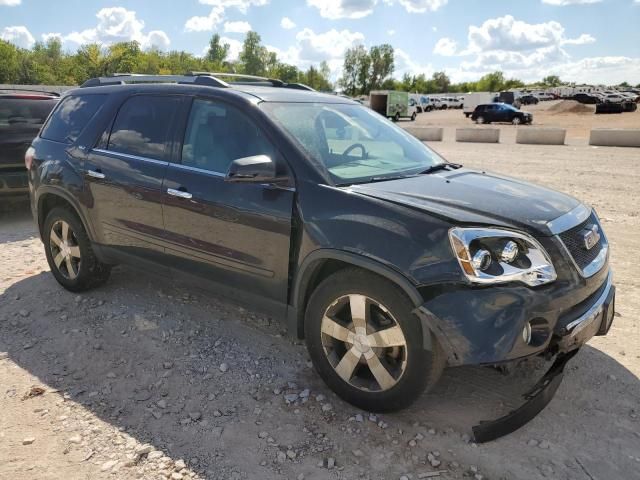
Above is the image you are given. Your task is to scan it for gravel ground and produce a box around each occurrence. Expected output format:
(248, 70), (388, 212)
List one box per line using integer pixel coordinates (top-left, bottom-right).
(1, 140), (639, 480)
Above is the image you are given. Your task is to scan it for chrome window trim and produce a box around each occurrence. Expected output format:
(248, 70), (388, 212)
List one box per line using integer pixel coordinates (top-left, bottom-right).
(565, 270), (613, 334)
(170, 162), (226, 178)
(546, 204), (592, 235)
(92, 148), (168, 166)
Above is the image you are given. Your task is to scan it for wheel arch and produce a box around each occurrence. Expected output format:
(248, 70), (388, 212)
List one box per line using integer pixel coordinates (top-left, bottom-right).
(37, 187), (94, 243)
(288, 249), (423, 340)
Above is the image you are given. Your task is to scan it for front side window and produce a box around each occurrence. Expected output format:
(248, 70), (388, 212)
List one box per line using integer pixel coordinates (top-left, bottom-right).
(108, 95), (179, 160)
(40, 95), (105, 143)
(181, 99), (274, 174)
(261, 102), (444, 185)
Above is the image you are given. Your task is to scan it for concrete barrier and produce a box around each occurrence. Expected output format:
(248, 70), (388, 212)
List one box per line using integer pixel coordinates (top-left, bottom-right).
(403, 126), (444, 141)
(456, 128), (500, 143)
(589, 129), (640, 148)
(516, 127), (566, 145)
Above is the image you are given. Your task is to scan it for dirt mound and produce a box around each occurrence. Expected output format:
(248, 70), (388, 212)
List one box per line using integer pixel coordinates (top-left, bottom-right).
(547, 100), (594, 114)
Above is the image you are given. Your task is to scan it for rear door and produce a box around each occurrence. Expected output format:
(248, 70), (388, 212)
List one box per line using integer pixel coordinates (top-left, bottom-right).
(160, 97), (295, 306)
(85, 94), (183, 262)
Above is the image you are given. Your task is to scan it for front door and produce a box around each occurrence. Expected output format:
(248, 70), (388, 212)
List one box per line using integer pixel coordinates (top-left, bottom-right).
(85, 94), (182, 262)
(161, 98), (295, 305)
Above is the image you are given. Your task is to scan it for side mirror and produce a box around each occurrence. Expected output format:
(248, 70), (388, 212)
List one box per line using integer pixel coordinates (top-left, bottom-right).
(225, 155), (277, 183)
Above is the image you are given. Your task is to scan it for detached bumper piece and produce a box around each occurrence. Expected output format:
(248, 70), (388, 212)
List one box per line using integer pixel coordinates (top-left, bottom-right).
(472, 349), (578, 443)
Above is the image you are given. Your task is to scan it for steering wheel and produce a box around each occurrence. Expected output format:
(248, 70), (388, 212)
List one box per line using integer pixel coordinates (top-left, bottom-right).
(342, 143), (367, 159)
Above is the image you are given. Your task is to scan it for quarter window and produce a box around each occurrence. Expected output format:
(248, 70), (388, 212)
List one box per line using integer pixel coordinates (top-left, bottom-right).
(40, 94), (106, 143)
(181, 99), (274, 174)
(108, 95), (179, 160)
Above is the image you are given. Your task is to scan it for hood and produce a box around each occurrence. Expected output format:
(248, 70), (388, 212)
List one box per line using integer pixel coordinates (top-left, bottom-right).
(348, 168), (580, 236)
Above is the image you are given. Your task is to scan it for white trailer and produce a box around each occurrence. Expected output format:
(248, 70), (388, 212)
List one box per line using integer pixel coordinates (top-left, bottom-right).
(463, 92), (498, 117)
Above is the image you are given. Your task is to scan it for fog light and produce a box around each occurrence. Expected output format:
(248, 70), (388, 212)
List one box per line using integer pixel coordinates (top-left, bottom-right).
(522, 322), (532, 344)
(501, 241), (519, 263)
(472, 249), (492, 271)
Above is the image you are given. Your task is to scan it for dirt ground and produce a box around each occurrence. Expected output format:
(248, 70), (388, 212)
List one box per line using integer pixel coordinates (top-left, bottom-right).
(1, 139), (639, 480)
(413, 99), (640, 144)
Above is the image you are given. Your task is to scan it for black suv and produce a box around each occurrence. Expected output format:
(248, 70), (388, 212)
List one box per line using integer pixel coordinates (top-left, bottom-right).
(471, 103), (532, 125)
(1, 91), (58, 198)
(27, 74), (614, 428)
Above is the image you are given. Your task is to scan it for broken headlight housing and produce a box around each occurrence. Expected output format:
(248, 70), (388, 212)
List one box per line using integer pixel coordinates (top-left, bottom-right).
(449, 227), (557, 287)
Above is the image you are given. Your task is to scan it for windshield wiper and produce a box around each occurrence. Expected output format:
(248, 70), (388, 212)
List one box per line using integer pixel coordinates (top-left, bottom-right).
(419, 162), (463, 175)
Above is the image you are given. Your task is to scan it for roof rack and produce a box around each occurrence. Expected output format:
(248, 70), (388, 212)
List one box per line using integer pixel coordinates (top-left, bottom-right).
(0, 87), (61, 97)
(80, 74), (229, 88)
(80, 72), (316, 92)
(189, 72), (316, 91)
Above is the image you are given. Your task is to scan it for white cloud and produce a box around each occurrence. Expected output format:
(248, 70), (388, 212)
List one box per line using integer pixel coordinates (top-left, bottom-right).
(0, 25), (35, 48)
(387, 29), (396, 36)
(41, 32), (63, 43)
(186, 0), (267, 32)
(185, 6), (224, 32)
(0, 0), (21, 6)
(224, 20), (252, 34)
(198, 0), (269, 14)
(221, 36), (243, 60)
(394, 48), (434, 78)
(561, 33), (596, 45)
(541, 0), (601, 5)
(466, 15), (594, 54)
(433, 37), (457, 56)
(63, 7), (170, 50)
(296, 28), (365, 62)
(280, 17), (296, 29)
(395, 0), (448, 13)
(307, 0), (377, 19)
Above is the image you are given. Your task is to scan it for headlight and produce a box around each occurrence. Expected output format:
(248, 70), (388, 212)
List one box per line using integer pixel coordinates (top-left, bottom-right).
(449, 227), (557, 287)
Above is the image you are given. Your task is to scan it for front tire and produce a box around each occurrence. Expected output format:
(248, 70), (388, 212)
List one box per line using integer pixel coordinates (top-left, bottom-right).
(512, 116), (521, 125)
(476, 116), (485, 124)
(411, 112), (417, 121)
(305, 268), (445, 412)
(44, 206), (111, 292)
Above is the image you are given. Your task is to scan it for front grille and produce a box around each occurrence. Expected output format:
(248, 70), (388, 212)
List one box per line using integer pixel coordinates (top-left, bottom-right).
(558, 213), (605, 271)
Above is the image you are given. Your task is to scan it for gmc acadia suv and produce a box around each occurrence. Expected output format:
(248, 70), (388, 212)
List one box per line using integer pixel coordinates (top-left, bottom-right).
(27, 74), (615, 440)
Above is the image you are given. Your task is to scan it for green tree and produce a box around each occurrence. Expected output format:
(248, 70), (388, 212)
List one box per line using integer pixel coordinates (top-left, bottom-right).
(369, 44), (394, 90)
(541, 75), (562, 87)
(239, 31), (267, 75)
(340, 45), (369, 95)
(206, 34), (229, 67)
(0, 40), (20, 83)
(476, 71), (505, 92)
(431, 71), (450, 93)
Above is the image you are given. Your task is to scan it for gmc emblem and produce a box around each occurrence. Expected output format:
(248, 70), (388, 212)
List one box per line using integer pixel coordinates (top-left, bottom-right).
(581, 224), (601, 250)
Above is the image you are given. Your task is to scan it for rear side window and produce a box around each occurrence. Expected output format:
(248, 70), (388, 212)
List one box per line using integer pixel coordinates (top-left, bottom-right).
(40, 94), (106, 143)
(0, 98), (57, 127)
(108, 95), (179, 160)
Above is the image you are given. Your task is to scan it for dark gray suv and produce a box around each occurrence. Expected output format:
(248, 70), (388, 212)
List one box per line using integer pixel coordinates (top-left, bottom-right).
(27, 74), (614, 441)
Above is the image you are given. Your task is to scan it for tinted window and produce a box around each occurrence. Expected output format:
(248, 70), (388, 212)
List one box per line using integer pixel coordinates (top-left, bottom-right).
(108, 95), (179, 160)
(0, 98), (57, 128)
(40, 95), (105, 143)
(181, 99), (274, 174)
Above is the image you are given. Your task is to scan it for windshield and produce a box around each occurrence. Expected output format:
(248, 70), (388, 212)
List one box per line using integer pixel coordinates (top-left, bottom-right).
(261, 102), (445, 185)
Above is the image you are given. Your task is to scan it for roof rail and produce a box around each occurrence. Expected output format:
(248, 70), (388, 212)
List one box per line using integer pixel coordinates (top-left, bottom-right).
(80, 74), (229, 88)
(188, 72), (316, 91)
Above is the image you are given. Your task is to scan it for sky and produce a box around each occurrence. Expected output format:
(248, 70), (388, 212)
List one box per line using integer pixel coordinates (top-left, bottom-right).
(1, 0), (639, 85)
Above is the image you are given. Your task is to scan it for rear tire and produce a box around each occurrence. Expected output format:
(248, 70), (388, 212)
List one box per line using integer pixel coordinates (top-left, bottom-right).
(393, 113), (400, 122)
(304, 268), (445, 412)
(44, 206), (111, 292)
(411, 112), (417, 121)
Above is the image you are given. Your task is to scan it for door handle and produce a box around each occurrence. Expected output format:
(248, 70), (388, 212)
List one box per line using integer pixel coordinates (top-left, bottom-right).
(86, 169), (106, 179)
(167, 188), (193, 199)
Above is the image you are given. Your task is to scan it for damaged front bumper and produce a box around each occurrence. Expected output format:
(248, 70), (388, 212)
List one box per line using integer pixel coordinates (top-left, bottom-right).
(415, 269), (615, 441)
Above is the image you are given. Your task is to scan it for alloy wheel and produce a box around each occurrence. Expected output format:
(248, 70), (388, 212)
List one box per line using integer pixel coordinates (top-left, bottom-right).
(49, 220), (81, 280)
(512, 116), (521, 125)
(320, 294), (408, 392)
